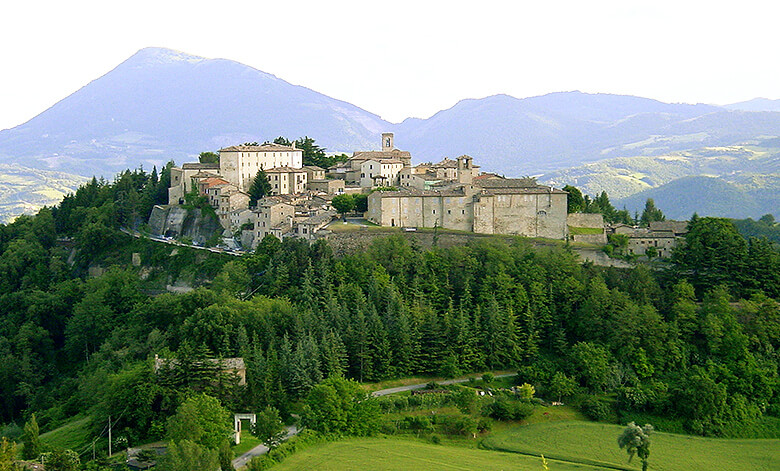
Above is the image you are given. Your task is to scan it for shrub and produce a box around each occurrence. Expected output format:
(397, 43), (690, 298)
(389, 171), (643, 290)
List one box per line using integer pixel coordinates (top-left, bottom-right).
(581, 397), (613, 422)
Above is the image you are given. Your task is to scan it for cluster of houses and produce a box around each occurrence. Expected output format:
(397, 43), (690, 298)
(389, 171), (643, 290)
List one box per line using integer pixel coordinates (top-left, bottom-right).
(161, 133), (687, 254)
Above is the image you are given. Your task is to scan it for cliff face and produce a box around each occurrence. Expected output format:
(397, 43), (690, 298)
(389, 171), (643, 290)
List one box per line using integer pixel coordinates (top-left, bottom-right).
(148, 205), (222, 245)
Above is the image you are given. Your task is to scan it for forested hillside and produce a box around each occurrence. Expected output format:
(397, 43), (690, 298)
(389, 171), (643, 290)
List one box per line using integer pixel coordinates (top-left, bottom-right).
(0, 171), (778, 468)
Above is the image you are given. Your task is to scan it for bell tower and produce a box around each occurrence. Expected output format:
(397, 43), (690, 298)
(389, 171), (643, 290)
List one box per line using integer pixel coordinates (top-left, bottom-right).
(382, 132), (394, 152)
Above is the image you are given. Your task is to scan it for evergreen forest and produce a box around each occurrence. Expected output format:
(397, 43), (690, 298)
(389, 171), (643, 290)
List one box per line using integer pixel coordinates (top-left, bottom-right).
(0, 166), (778, 468)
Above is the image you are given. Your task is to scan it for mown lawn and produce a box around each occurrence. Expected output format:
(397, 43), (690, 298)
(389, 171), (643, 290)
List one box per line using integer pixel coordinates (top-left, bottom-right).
(39, 415), (93, 451)
(482, 421), (780, 471)
(269, 437), (604, 470)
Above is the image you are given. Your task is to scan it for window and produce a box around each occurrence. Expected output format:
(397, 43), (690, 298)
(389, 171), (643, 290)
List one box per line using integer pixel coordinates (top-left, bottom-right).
(447, 209), (451, 215)
(462, 209), (465, 215)
(432, 209), (436, 214)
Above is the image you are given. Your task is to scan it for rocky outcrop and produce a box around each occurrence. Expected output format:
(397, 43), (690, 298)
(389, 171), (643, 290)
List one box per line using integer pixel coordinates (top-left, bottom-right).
(148, 205), (222, 245)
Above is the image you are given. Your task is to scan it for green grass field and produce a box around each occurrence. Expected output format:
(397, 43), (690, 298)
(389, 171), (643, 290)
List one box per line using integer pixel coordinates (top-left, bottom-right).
(482, 421), (780, 471)
(269, 437), (605, 470)
(39, 415), (93, 451)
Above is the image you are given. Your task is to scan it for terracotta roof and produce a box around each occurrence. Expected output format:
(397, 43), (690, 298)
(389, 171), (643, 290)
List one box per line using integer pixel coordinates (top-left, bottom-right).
(351, 149), (411, 160)
(265, 166), (306, 173)
(220, 144), (300, 152)
(432, 158), (459, 168)
(474, 173), (503, 180)
(303, 165), (325, 171)
(200, 177), (231, 188)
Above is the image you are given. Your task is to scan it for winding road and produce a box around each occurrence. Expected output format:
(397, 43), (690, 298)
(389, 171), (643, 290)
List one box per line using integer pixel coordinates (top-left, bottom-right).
(231, 373), (516, 469)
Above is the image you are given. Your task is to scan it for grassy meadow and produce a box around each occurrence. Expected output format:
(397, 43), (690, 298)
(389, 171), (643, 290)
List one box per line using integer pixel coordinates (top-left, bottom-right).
(482, 421), (780, 471)
(269, 437), (602, 471)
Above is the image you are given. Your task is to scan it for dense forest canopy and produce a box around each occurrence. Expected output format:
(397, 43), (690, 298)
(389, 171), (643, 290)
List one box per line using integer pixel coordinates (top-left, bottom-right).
(0, 165), (778, 465)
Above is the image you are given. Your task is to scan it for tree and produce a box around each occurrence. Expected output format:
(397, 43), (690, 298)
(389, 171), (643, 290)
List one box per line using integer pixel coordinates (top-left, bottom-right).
(251, 407), (286, 449)
(563, 185), (585, 213)
(302, 377), (380, 435)
(198, 152), (219, 165)
(21, 414), (41, 460)
(640, 199), (665, 226)
(42, 449), (80, 471)
(548, 372), (576, 402)
(331, 194), (355, 218)
(671, 217), (749, 296)
(0, 438), (21, 471)
(353, 194), (368, 213)
(167, 394), (233, 451)
(617, 422), (654, 471)
(158, 440), (219, 471)
(248, 170), (272, 207)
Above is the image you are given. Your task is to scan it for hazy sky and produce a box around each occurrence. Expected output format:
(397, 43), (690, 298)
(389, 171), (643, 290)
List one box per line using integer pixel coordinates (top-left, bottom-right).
(1, 0), (778, 130)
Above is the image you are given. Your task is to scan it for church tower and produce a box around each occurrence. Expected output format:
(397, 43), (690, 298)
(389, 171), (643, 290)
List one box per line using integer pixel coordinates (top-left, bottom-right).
(457, 155), (473, 184)
(382, 133), (394, 152)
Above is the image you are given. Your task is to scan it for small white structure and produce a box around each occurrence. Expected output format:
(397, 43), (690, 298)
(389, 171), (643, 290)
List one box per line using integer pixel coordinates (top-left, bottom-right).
(234, 413), (257, 445)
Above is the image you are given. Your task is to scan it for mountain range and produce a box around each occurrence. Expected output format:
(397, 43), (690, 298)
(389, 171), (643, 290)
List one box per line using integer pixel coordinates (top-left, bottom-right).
(0, 47), (778, 221)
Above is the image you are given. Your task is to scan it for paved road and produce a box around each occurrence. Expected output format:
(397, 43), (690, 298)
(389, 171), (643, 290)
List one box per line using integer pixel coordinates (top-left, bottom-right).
(232, 425), (298, 469)
(231, 373), (515, 468)
(371, 373), (516, 397)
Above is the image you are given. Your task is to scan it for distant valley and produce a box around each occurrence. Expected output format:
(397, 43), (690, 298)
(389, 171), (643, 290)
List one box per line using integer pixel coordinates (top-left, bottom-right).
(0, 47), (778, 221)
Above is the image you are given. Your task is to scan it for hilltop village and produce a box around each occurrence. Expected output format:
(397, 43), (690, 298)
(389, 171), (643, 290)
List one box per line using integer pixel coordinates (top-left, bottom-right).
(154, 133), (685, 254)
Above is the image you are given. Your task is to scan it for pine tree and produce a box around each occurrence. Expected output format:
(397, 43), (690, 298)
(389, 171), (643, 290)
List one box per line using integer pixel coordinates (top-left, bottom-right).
(248, 169), (272, 207)
(21, 413), (41, 460)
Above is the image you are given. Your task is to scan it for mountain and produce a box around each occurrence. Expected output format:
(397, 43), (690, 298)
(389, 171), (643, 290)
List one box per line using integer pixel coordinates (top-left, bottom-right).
(397, 92), (780, 175)
(725, 98), (780, 112)
(614, 176), (773, 220)
(0, 47), (389, 177)
(1, 47), (780, 221)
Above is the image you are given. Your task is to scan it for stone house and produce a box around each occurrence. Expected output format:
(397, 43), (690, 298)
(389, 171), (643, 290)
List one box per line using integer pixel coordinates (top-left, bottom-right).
(367, 156), (568, 239)
(360, 159), (404, 188)
(249, 199), (296, 247)
(219, 143), (303, 192)
(327, 133), (412, 184)
(303, 165), (326, 181)
(168, 162), (220, 204)
(308, 178), (345, 195)
(264, 167), (308, 195)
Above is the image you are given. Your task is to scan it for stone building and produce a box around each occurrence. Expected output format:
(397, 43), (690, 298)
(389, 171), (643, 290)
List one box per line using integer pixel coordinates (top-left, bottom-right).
(168, 162), (220, 204)
(308, 178), (345, 195)
(607, 220), (689, 257)
(303, 165), (326, 181)
(399, 157), (481, 190)
(367, 156), (568, 239)
(264, 167), (308, 195)
(327, 133), (412, 186)
(360, 159), (404, 188)
(218, 143), (303, 192)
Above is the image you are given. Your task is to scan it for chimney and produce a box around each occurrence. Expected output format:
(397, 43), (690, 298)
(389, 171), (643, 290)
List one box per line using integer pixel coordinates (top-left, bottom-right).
(291, 141), (296, 150)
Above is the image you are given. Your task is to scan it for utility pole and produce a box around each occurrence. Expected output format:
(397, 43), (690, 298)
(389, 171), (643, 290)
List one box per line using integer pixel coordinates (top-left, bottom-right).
(108, 415), (112, 457)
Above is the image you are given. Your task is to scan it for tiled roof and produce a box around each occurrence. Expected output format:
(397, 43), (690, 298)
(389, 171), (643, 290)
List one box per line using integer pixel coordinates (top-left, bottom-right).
(474, 178), (540, 189)
(265, 166), (306, 173)
(351, 149), (412, 161)
(220, 144), (300, 152)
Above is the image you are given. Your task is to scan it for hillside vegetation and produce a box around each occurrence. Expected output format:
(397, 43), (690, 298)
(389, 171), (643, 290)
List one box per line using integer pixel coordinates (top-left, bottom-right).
(483, 421), (780, 471)
(270, 438), (595, 471)
(0, 168), (778, 469)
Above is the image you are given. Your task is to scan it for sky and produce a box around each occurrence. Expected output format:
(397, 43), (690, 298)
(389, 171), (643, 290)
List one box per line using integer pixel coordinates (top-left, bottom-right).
(1, 0), (778, 131)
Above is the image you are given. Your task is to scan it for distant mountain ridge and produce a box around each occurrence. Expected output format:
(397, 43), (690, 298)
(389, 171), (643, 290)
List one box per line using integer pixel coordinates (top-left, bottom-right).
(725, 98), (780, 112)
(0, 46), (779, 221)
(0, 47), (389, 176)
